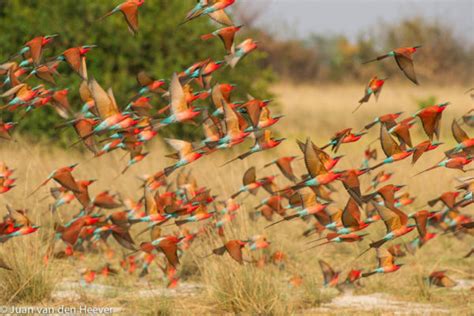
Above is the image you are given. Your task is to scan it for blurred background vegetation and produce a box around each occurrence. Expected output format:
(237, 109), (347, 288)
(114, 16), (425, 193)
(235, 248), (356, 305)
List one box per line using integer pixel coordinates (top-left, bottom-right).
(0, 1), (471, 143)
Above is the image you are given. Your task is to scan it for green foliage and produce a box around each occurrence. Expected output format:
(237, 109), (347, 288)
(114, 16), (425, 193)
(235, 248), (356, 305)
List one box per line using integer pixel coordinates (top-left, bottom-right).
(416, 95), (437, 110)
(0, 0), (274, 144)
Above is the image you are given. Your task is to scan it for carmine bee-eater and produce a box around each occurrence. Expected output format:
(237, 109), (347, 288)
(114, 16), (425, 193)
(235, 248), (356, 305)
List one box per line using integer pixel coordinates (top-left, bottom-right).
(362, 247), (403, 277)
(354, 76), (387, 113)
(159, 73), (201, 126)
(307, 232), (368, 249)
(29, 164), (80, 196)
(264, 156), (299, 183)
(121, 152), (149, 174)
(448, 119), (474, 156)
(319, 260), (340, 288)
(231, 167), (266, 198)
(427, 271), (457, 288)
(370, 126), (412, 171)
(201, 25), (243, 53)
(413, 102), (449, 140)
(163, 139), (204, 176)
(363, 46), (421, 84)
(406, 210), (436, 251)
(366, 171), (393, 192)
(101, 0), (145, 35)
(364, 201), (415, 250)
(136, 71), (166, 96)
(364, 112), (403, 130)
(408, 140), (442, 164)
(265, 198), (327, 229)
(210, 89), (251, 148)
(428, 191), (460, 210)
(183, 0), (236, 26)
(387, 117), (416, 148)
(335, 198), (370, 234)
(13, 34), (58, 66)
(413, 156), (473, 177)
(226, 38), (258, 68)
(222, 130), (285, 166)
(204, 239), (248, 264)
(57, 45), (96, 79)
(27, 60), (61, 85)
(321, 128), (367, 153)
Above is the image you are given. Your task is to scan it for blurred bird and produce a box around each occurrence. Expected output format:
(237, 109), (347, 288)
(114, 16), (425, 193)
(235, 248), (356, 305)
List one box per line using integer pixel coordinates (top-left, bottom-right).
(101, 0), (145, 35)
(363, 46), (421, 84)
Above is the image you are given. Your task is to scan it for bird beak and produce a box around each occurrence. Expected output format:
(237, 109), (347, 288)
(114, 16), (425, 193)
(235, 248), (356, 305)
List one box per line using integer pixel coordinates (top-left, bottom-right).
(414, 45), (422, 49)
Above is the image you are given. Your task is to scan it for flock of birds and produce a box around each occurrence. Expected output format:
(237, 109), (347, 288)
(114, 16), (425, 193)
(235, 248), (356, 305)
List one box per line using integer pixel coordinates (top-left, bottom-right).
(0, 0), (472, 295)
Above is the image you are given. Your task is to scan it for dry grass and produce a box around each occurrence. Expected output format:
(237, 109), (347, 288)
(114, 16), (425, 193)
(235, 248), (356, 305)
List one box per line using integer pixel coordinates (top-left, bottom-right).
(0, 83), (472, 314)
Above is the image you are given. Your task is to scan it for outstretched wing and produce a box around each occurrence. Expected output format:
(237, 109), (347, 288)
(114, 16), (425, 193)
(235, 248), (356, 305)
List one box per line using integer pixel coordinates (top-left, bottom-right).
(395, 53), (418, 84)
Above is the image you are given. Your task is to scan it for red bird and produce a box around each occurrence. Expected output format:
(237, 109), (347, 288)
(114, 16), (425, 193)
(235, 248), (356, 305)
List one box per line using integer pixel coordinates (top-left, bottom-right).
(101, 0), (145, 35)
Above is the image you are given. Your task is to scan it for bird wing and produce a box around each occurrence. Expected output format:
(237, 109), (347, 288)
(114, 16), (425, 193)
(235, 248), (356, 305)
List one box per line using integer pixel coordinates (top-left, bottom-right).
(144, 187), (158, 215)
(276, 158), (297, 182)
(225, 241), (244, 264)
(136, 71), (154, 87)
(413, 210), (429, 239)
(63, 48), (82, 74)
(395, 53), (418, 84)
(157, 239), (179, 268)
(165, 139), (193, 158)
(304, 139), (326, 178)
(318, 260), (336, 285)
(380, 125), (402, 157)
(208, 10), (234, 26)
(26, 37), (44, 65)
(451, 119), (469, 143)
(54, 170), (80, 193)
(418, 112), (438, 141)
(393, 124), (413, 148)
(342, 197), (361, 228)
(120, 2), (139, 34)
(88, 78), (119, 119)
(219, 29), (237, 53)
(244, 100), (262, 128)
(242, 166), (256, 186)
(79, 80), (92, 102)
(222, 92), (241, 138)
(170, 73), (188, 115)
(412, 141), (430, 164)
(377, 247), (395, 268)
(372, 202), (402, 233)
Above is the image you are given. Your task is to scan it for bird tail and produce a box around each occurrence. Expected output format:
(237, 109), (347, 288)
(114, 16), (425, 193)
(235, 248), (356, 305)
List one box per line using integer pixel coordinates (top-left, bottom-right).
(225, 53), (240, 69)
(362, 271), (377, 278)
(369, 162), (385, 171)
(305, 241), (331, 251)
(369, 239), (386, 249)
(164, 165), (176, 177)
(263, 161), (274, 168)
(353, 100), (366, 113)
(200, 33), (214, 41)
(264, 214), (297, 229)
(291, 181), (306, 191)
(362, 54), (389, 64)
(27, 179), (49, 198)
(99, 9), (116, 21)
(175, 219), (187, 227)
(364, 121), (378, 130)
(412, 165), (439, 177)
(221, 155), (241, 167)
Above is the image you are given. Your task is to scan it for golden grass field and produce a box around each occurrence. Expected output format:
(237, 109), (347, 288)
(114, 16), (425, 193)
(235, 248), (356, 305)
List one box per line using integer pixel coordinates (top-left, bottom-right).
(0, 83), (473, 315)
